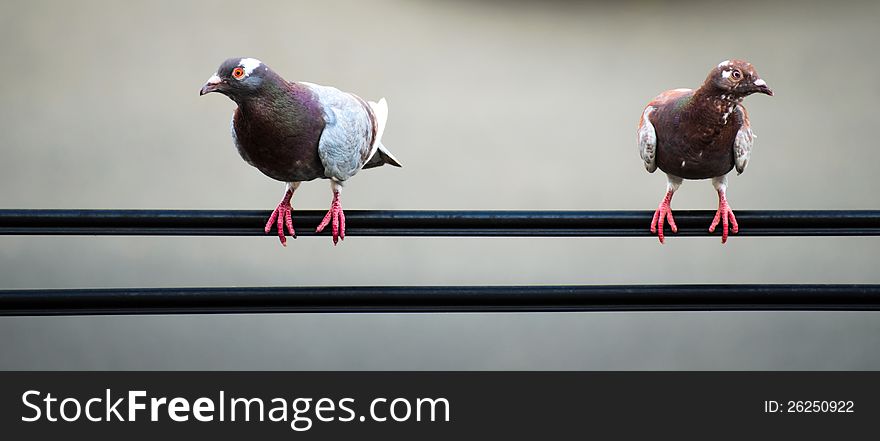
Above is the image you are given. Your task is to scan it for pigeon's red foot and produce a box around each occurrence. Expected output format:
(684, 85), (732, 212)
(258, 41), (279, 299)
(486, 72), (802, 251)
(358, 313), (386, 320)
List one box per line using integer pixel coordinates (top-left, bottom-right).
(709, 194), (739, 244)
(316, 191), (346, 245)
(650, 191), (678, 244)
(265, 189), (296, 246)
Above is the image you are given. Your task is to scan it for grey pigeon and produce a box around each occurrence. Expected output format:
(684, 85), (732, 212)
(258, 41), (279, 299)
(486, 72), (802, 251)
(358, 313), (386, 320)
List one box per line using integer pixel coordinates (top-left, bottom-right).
(200, 57), (401, 245)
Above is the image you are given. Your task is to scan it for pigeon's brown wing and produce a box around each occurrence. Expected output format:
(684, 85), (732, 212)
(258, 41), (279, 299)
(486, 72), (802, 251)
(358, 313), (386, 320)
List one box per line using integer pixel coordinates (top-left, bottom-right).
(733, 104), (755, 174)
(638, 88), (692, 173)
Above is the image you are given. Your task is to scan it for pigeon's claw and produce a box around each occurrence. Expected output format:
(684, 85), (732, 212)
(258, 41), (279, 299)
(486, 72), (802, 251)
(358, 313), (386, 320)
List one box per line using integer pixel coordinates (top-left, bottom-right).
(650, 191), (677, 244)
(709, 195), (738, 244)
(316, 191), (345, 245)
(265, 189), (296, 246)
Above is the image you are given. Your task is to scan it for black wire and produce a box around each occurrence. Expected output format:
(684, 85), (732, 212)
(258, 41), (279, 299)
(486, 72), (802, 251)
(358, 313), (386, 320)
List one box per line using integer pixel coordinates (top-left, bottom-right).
(2, 209), (880, 237)
(1, 285), (879, 316)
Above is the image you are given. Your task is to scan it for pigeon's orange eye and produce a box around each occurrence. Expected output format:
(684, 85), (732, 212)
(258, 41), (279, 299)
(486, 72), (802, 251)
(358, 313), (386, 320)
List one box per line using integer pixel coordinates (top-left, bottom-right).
(732, 70), (742, 80)
(232, 67), (245, 79)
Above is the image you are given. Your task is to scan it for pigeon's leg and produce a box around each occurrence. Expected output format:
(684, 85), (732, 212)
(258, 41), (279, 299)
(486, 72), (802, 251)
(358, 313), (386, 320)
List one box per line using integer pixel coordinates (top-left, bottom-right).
(709, 175), (739, 244)
(316, 180), (346, 245)
(264, 182), (301, 247)
(650, 174), (682, 244)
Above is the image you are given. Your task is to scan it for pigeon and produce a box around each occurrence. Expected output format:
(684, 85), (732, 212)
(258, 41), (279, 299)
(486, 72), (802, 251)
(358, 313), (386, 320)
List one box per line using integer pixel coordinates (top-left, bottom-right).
(200, 57), (401, 246)
(637, 59), (772, 243)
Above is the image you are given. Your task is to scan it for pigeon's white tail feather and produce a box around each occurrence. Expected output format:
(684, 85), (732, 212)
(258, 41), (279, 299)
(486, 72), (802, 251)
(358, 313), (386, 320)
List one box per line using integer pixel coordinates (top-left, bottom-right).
(369, 97), (388, 147)
(364, 97), (390, 164)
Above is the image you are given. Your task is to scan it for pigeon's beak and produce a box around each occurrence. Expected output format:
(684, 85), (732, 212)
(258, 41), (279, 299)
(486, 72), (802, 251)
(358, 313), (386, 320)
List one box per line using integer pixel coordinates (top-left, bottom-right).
(752, 78), (773, 96)
(200, 74), (222, 96)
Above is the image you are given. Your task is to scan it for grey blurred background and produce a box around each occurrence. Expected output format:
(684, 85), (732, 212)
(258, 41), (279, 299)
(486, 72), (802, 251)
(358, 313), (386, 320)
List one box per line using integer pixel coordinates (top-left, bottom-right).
(1, 0), (879, 370)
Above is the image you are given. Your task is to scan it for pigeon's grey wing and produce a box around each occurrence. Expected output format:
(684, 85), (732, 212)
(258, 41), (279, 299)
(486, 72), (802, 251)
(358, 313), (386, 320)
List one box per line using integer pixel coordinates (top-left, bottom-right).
(733, 104), (755, 175)
(638, 106), (658, 173)
(299, 82), (373, 181)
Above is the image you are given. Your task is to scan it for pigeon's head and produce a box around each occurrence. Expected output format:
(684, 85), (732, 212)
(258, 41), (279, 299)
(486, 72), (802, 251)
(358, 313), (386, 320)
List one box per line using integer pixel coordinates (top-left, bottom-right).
(707, 59), (773, 97)
(200, 58), (272, 101)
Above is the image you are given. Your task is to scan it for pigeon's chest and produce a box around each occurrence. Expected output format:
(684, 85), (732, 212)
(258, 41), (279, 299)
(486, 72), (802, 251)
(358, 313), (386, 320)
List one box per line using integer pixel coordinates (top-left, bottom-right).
(652, 106), (739, 180)
(232, 106), (326, 182)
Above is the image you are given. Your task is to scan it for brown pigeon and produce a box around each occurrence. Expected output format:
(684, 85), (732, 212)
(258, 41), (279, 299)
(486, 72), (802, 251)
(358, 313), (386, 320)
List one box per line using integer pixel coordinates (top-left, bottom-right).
(637, 59), (773, 243)
(200, 58), (401, 246)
